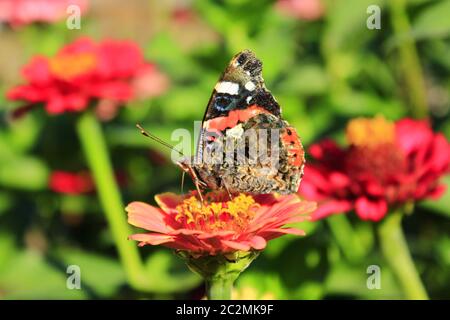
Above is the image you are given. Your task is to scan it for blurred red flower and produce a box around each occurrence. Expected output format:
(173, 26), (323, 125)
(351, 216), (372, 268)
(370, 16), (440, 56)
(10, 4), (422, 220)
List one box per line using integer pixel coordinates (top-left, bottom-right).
(0, 0), (89, 27)
(126, 191), (316, 255)
(299, 116), (450, 221)
(49, 170), (127, 194)
(276, 0), (325, 21)
(49, 170), (94, 194)
(7, 37), (169, 116)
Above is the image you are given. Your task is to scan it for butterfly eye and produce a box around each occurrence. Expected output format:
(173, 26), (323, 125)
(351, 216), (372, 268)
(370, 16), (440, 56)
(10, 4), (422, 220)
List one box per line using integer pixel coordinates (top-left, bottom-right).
(214, 95), (234, 112)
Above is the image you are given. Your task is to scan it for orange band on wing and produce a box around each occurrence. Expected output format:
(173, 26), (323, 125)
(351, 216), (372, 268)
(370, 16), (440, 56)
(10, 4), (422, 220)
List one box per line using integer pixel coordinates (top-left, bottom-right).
(281, 127), (304, 167)
(204, 105), (269, 131)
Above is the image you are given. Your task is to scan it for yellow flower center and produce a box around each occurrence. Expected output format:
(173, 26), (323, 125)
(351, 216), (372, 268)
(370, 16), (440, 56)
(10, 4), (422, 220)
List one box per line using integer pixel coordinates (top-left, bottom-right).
(344, 116), (406, 185)
(175, 192), (259, 232)
(49, 53), (97, 80)
(346, 115), (395, 148)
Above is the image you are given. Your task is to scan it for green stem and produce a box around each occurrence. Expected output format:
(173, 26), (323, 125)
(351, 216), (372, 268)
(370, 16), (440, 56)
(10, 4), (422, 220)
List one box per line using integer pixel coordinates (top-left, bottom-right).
(327, 214), (365, 262)
(378, 211), (429, 299)
(389, 0), (428, 119)
(206, 277), (234, 300)
(76, 111), (148, 291)
(178, 251), (259, 300)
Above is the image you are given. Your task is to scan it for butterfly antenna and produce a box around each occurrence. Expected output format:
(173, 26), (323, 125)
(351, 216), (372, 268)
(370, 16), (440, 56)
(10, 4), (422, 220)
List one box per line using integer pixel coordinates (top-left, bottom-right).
(136, 124), (184, 157)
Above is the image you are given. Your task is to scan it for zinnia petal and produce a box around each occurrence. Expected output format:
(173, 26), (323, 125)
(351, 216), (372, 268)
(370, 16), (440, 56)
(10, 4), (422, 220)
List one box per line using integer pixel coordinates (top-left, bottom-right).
(128, 233), (174, 246)
(310, 200), (353, 220)
(395, 119), (433, 155)
(126, 201), (174, 233)
(258, 227), (306, 240)
(248, 236), (267, 250)
(221, 240), (251, 251)
(155, 192), (185, 214)
(354, 197), (387, 221)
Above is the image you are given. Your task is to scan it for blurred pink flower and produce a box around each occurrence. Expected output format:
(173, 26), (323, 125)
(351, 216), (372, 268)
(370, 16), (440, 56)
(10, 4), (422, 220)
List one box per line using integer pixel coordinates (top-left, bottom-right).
(49, 170), (94, 194)
(299, 116), (450, 221)
(171, 7), (195, 25)
(49, 169), (127, 194)
(0, 0), (89, 27)
(131, 64), (170, 100)
(276, 0), (324, 21)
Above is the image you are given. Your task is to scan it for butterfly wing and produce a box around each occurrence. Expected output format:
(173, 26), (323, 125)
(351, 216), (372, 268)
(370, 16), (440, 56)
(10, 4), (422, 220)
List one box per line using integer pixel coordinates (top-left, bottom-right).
(195, 50), (280, 163)
(194, 50), (305, 194)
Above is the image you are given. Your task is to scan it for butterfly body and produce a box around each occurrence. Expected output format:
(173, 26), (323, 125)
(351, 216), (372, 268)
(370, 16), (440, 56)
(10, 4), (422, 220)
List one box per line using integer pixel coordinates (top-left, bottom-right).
(178, 50), (305, 195)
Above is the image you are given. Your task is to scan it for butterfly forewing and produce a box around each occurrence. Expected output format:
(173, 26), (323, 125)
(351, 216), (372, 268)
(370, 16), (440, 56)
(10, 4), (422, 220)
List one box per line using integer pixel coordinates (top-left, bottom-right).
(192, 50), (305, 195)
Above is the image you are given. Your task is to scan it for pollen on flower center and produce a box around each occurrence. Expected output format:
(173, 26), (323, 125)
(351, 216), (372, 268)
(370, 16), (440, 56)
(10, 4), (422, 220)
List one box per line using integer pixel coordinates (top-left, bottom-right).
(344, 116), (406, 183)
(49, 53), (97, 80)
(174, 192), (259, 232)
(346, 115), (395, 148)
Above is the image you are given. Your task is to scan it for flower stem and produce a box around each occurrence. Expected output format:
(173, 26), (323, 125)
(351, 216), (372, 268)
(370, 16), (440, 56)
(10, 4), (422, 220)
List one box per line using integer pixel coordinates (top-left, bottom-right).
(178, 251), (259, 300)
(76, 111), (148, 290)
(389, 0), (428, 119)
(378, 211), (429, 299)
(327, 214), (365, 262)
(206, 277), (234, 300)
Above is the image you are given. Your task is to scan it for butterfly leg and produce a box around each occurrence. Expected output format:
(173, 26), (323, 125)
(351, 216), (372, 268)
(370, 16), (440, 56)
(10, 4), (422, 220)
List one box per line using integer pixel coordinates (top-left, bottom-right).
(193, 178), (205, 203)
(222, 179), (234, 201)
(176, 161), (207, 203)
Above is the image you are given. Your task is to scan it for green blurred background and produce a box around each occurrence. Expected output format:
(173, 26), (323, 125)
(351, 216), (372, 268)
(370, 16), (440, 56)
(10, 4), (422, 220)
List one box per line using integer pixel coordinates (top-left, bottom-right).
(0, 0), (449, 299)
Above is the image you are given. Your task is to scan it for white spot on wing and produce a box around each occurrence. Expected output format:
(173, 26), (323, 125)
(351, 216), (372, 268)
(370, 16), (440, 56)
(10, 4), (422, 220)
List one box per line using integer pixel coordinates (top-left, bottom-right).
(226, 124), (244, 139)
(246, 96), (252, 104)
(245, 81), (256, 91)
(215, 81), (239, 95)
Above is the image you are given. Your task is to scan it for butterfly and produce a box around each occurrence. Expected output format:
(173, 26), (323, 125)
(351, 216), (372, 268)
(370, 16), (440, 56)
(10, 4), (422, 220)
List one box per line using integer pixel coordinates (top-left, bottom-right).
(139, 50), (304, 201)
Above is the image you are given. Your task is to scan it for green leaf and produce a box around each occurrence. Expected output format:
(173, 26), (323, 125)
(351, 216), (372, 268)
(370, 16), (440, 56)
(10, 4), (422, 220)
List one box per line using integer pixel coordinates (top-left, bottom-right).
(144, 250), (202, 293)
(419, 176), (450, 218)
(0, 233), (16, 271)
(325, 261), (402, 299)
(264, 219), (319, 258)
(412, 0), (450, 39)
(0, 156), (49, 191)
(278, 64), (329, 96)
(55, 248), (126, 298)
(146, 33), (201, 81)
(323, 0), (384, 51)
(0, 250), (86, 299)
(236, 271), (287, 299)
(331, 90), (405, 118)
(0, 192), (13, 215)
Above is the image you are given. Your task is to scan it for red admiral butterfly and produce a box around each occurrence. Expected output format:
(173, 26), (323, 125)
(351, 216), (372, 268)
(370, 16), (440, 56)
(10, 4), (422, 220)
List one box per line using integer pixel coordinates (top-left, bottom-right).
(139, 50), (304, 201)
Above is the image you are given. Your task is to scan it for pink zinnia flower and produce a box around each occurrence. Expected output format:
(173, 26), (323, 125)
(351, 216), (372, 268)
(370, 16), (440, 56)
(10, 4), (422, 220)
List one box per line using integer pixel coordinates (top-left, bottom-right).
(126, 191), (316, 255)
(49, 170), (94, 194)
(7, 37), (168, 116)
(0, 0), (89, 27)
(299, 116), (450, 221)
(49, 170), (127, 194)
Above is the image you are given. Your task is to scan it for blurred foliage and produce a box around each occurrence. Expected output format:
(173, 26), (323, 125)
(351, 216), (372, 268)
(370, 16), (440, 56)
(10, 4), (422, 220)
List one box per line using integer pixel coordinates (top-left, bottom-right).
(0, 0), (449, 299)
